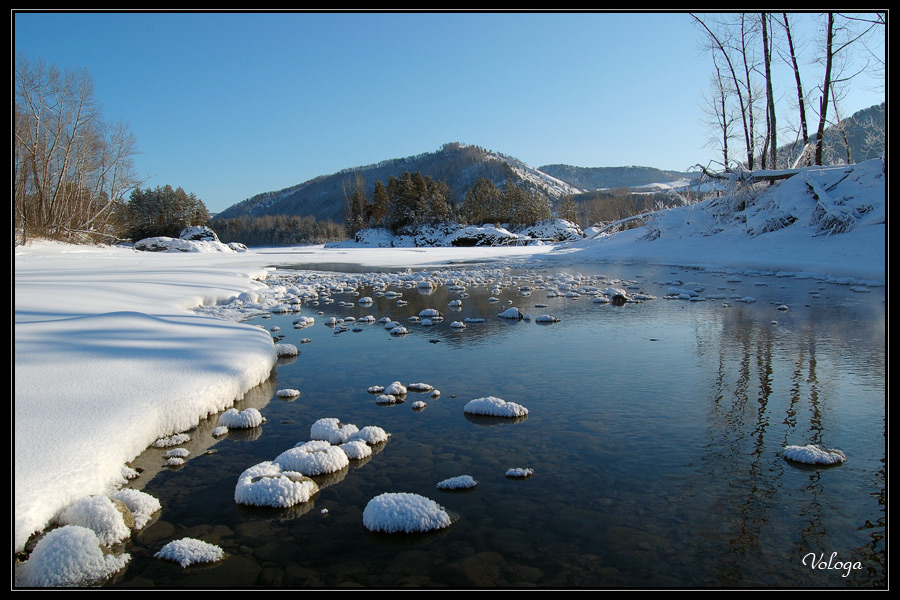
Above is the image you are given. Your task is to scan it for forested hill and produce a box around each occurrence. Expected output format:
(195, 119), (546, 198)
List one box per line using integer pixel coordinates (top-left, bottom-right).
(537, 164), (697, 191)
(215, 143), (581, 223)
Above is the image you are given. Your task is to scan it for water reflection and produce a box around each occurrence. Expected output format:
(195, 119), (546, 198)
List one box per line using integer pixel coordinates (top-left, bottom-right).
(113, 263), (884, 588)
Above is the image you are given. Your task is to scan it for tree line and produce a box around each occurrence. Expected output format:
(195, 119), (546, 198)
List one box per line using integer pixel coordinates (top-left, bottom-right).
(692, 12), (884, 171)
(210, 214), (346, 246)
(14, 55), (141, 244)
(343, 171), (556, 236)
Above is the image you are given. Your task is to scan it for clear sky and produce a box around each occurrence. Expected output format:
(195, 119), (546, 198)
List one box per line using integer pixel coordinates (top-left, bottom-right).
(14, 11), (885, 214)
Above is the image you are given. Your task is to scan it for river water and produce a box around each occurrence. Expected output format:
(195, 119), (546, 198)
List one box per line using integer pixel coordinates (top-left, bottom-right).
(111, 261), (885, 588)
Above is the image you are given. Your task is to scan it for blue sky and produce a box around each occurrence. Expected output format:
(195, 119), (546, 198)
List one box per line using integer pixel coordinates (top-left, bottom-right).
(14, 11), (885, 214)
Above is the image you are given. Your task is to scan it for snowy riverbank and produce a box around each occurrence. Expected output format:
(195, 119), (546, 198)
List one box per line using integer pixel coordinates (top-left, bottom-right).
(13, 159), (885, 558)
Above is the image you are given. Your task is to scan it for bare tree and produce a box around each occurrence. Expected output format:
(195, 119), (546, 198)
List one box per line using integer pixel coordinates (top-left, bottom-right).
(812, 13), (883, 165)
(14, 55), (141, 244)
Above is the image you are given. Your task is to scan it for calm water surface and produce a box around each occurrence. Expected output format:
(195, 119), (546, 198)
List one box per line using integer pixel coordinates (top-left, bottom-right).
(112, 262), (885, 588)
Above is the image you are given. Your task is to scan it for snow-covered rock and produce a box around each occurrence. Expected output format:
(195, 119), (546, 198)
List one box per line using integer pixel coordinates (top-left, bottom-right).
(310, 418), (359, 445)
(339, 440), (373, 460)
(58, 495), (133, 547)
(16, 525), (130, 587)
(275, 343), (299, 357)
(385, 381), (407, 396)
(436, 475), (478, 490)
(274, 441), (350, 476)
(234, 461), (319, 508)
(362, 492), (454, 533)
(464, 396), (529, 418)
(154, 538), (225, 568)
(108, 489), (161, 530)
(783, 444), (847, 465)
(218, 407), (264, 429)
(497, 307), (524, 320)
(276, 388), (301, 399)
(349, 425), (391, 445)
(505, 467), (534, 478)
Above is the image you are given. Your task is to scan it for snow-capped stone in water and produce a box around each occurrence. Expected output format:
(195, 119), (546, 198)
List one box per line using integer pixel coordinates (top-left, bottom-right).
(16, 525), (131, 587)
(58, 495), (135, 547)
(166, 457), (185, 466)
(448, 299), (462, 307)
(389, 326), (409, 336)
(310, 417), (360, 444)
(367, 385), (385, 394)
(450, 321), (466, 329)
(275, 343), (299, 356)
(340, 440), (373, 460)
(407, 382), (434, 392)
(274, 441), (350, 476)
(376, 394), (402, 405)
(776, 304), (789, 311)
(534, 315), (560, 323)
(212, 426), (229, 437)
(152, 433), (190, 448)
(436, 475), (478, 490)
(276, 388), (301, 399)
(362, 492), (454, 534)
(234, 461), (319, 507)
(464, 396), (529, 418)
(218, 407), (264, 429)
(411, 400), (427, 409)
(358, 296), (373, 305)
(154, 538), (225, 568)
(498, 307), (524, 320)
(505, 467), (534, 478)
(293, 316), (315, 328)
(385, 381), (407, 396)
(349, 425), (391, 445)
(164, 448), (189, 459)
(431, 390), (441, 398)
(108, 489), (161, 530)
(783, 444), (847, 465)
(419, 308), (442, 318)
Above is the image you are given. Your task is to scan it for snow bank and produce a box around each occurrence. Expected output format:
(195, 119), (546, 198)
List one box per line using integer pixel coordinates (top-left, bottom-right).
(362, 492), (454, 533)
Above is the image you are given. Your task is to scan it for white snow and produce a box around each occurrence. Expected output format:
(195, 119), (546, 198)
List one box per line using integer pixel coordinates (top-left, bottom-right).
(310, 417), (360, 445)
(13, 158), (884, 555)
(464, 396), (529, 418)
(505, 468), (534, 478)
(783, 444), (847, 465)
(57, 495), (133, 547)
(15, 525), (131, 587)
(233, 461), (319, 508)
(108, 489), (161, 530)
(436, 475), (478, 490)
(153, 538), (226, 568)
(273, 441), (350, 476)
(217, 407), (265, 429)
(362, 492), (454, 533)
